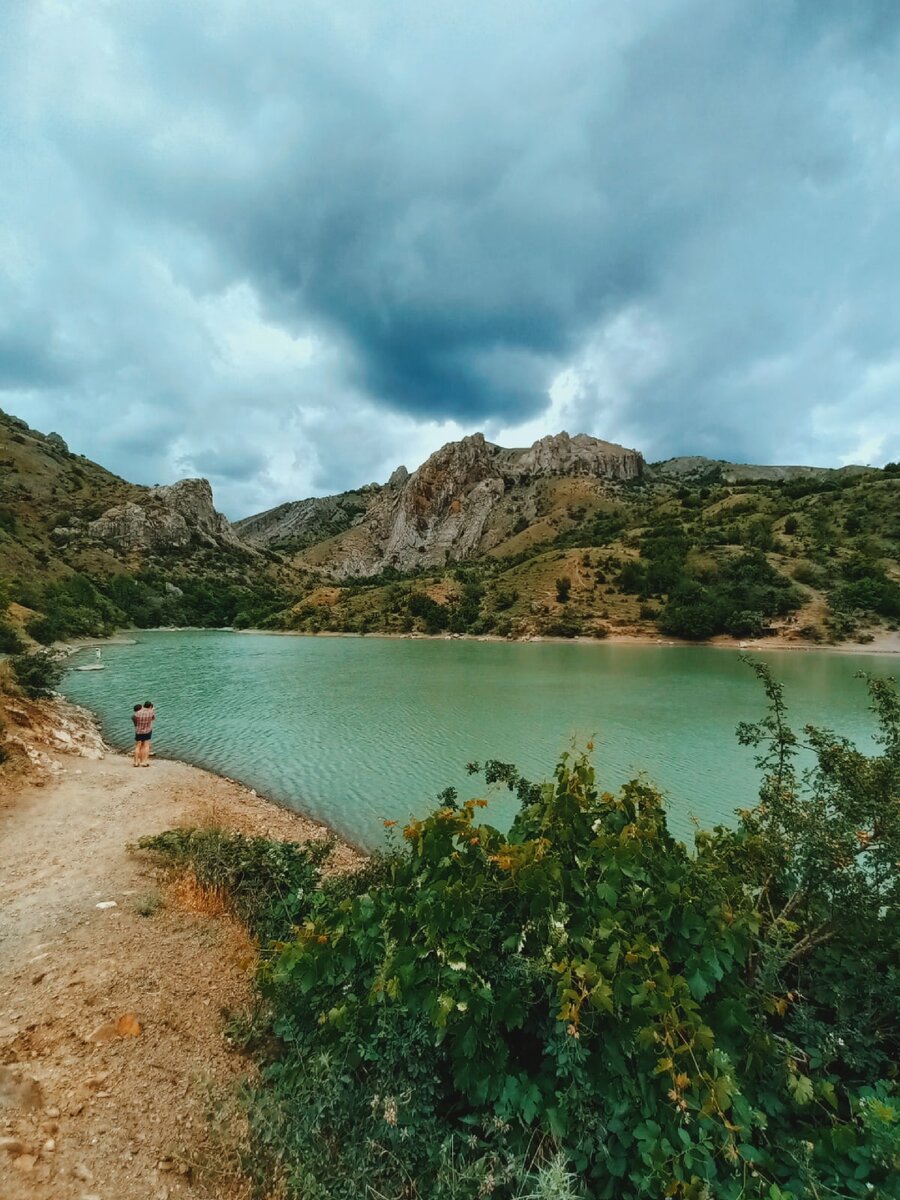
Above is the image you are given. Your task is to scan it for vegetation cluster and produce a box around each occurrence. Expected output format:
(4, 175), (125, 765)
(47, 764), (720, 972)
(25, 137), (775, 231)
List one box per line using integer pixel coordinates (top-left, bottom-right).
(2, 569), (291, 645)
(149, 668), (900, 1199)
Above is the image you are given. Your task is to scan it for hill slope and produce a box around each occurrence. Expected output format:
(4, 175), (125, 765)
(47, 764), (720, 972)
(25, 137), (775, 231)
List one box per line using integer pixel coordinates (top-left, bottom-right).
(250, 437), (898, 646)
(0, 409), (301, 642)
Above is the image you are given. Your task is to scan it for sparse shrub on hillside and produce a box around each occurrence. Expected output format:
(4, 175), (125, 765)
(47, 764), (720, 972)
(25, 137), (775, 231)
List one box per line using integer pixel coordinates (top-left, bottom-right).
(10, 649), (64, 697)
(829, 559), (900, 622)
(616, 559), (645, 594)
(409, 591), (450, 633)
(554, 576), (571, 603)
(660, 552), (801, 641)
(544, 609), (582, 638)
(796, 623), (823, 642)
(492, 586), (518, 611)
(791, 560), (826, 588)
(26, 573), (123, 643)
(0, 621), (24, 653)
(742, 516), (775, 551)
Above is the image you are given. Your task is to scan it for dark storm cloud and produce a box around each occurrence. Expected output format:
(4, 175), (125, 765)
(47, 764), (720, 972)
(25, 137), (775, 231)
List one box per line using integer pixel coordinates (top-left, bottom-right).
(1, 1), (898, 516)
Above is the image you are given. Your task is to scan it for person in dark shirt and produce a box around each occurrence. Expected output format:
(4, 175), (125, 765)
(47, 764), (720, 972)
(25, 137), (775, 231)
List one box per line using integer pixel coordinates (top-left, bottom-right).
(132, 701), (155, 767)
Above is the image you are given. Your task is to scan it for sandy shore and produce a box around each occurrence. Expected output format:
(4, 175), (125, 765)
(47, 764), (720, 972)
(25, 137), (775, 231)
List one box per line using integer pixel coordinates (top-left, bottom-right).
(0, 699), (362, 1200)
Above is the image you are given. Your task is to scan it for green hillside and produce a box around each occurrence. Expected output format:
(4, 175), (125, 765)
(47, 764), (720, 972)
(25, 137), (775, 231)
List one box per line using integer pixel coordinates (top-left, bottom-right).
(281, 463), (900, 644)
(0, 409), (302, 646)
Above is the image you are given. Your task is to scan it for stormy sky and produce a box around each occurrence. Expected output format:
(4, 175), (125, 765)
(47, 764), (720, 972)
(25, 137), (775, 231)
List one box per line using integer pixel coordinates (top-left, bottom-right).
(1, 2), (898, 518)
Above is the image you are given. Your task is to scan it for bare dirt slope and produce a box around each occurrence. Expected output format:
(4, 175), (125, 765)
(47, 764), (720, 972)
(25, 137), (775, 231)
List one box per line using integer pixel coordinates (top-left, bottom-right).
(0, 728), (361, 1200)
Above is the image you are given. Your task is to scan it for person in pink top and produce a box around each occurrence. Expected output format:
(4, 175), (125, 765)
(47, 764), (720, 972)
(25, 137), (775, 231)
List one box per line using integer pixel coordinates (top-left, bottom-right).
(132, 701), (155, 767)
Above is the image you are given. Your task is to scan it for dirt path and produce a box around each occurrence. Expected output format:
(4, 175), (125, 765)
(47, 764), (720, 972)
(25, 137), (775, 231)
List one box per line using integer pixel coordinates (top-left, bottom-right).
(0, 727), (360, 1200)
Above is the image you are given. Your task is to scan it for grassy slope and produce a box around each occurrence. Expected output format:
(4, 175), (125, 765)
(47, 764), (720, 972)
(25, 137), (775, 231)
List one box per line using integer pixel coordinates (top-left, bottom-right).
(0, 409), (142, 582)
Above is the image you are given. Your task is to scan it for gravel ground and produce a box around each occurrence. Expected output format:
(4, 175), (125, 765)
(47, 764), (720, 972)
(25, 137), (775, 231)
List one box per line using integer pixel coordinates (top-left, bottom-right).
(0, 697), (363, 1200)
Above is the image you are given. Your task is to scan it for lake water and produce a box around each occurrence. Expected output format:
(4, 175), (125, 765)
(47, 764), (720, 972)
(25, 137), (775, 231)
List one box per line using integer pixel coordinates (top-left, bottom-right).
(60, 631), (897, 851)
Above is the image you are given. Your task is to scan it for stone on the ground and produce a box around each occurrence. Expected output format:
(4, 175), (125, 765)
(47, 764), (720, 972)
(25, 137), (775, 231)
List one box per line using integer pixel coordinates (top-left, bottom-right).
(0, 1064), (44, 1110)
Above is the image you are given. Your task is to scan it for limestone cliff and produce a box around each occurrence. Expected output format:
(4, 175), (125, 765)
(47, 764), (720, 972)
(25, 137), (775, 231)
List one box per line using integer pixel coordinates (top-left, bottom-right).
(290, 431), (644, 578)
(652, 456), (872, 484)
(78, 479), (248, 555)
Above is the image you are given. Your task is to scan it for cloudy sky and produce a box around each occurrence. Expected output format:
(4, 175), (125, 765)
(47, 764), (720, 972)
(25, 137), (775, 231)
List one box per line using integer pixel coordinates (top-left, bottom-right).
(1, 1), (898, 518)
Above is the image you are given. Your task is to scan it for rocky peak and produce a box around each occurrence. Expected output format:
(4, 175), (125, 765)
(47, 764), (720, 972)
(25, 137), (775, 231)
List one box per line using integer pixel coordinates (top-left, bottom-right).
(500, 432), (643, 481)
(148, 478), (237, 543)
(237, 430), (645, 577)
(85, 476), (249, 555)
(336, 431), (643, 577)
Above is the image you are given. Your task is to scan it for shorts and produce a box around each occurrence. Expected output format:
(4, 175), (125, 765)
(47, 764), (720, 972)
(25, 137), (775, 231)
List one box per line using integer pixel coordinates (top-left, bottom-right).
(135, 732), (152, 742)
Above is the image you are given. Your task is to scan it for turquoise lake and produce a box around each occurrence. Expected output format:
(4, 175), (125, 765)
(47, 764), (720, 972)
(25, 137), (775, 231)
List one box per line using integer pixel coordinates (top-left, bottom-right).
(60, 631), (898, 851)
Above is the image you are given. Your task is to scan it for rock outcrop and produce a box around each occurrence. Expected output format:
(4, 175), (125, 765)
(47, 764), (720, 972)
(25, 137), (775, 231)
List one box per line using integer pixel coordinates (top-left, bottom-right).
(499, 433), (643, 482)
(84, 478), (248, 555)
(305, 431), (644, 577)
(368, 434), (504, 573)
(234, 486), (380, 551)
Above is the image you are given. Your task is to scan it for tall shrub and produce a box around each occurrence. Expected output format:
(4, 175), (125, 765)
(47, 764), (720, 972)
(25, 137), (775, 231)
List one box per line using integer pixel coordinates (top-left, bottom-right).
(229, 669), (900, 1199)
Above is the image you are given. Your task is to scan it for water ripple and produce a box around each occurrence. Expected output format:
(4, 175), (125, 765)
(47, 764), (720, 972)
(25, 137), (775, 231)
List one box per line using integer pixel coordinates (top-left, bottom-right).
(61, 632), (895, 851)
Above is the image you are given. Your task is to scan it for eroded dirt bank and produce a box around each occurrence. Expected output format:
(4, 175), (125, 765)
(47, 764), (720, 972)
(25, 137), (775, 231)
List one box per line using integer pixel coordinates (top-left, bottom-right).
(0, 698), (361, 1200)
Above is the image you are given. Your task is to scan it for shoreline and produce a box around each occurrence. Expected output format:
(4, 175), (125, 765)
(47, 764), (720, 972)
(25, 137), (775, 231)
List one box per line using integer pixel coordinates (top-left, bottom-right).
(0, 693), (364, 1200)
(53, 693), (373, 858)
(70, 625), (900, 657)
(0, 690), (367, 860)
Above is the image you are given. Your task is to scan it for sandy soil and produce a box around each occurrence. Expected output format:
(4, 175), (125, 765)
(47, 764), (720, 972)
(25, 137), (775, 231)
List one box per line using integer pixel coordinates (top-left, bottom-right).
(0, 703), (362, 1200)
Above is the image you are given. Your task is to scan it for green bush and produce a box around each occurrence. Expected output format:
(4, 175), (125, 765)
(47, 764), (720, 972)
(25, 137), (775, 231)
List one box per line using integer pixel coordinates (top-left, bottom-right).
(792, 560), (826, 588)
(25, 573), (124, 644)
(544, 617), (582, 638)
(492, 586), (518, 612)
(409, 591), (450, 633)
(137, 827), (334, 945)
(214, 669), (900, 1200)
(10, 649), (64, 697)
(0, 621), (24, 653)
(660, 553), (801, 641)
(830, 561), (900, 622)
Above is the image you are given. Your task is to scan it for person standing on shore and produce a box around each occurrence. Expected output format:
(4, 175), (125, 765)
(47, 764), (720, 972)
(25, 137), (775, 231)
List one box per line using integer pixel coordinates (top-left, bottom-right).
(132, 701), (155, 767)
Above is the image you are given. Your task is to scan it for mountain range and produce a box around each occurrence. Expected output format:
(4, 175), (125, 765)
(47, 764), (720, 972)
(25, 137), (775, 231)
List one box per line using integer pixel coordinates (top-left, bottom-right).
(1, 407), (897, 645)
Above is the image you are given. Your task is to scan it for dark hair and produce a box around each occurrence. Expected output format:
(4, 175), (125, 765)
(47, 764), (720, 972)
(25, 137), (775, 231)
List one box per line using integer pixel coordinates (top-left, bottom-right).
(133, 703), (142, 712)
(143, 701), (153, 708)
